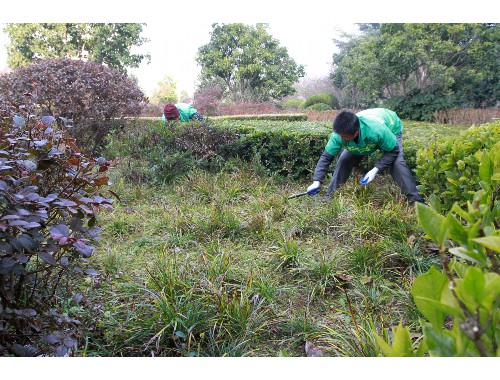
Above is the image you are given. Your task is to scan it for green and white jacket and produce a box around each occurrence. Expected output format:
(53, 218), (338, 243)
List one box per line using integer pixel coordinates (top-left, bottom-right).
(162, 103), (201, 122)
(313, 108), (403, 182)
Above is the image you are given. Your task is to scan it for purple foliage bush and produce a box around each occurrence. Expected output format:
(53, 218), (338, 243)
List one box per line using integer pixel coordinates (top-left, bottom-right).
(0, 58), (146, 153)
(0, 95), (114, 356)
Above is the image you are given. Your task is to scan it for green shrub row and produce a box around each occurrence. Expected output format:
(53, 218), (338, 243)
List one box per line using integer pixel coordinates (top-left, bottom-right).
(106, 118), (473, 185)
(209, 113), (307, 122)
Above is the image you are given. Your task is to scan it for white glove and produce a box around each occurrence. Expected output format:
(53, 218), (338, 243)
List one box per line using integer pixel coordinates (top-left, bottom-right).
(307, 181), (321, 195)
(361, 167), (379, 186)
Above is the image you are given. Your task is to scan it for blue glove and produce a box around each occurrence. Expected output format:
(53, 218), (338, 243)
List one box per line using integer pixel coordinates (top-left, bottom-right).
(307, 181), (321, 196)
(361, 167), (379, 186)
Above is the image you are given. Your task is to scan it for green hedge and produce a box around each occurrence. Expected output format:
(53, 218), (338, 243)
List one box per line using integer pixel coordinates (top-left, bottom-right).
(302, 93), (339, 109)
(306, 103), (332, 111)
(210, 114), (307, 122)
(105, 118), (471, 184)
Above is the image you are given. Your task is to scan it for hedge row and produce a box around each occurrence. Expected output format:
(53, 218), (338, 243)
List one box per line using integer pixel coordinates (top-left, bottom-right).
(108, 117), (472, 186)
(209, 114), (308, 122)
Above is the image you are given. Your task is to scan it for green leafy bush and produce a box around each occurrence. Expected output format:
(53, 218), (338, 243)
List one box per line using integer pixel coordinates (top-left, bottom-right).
(0, 97), (114, 356)
(302, 93), (339, 110)
(0, 58), (146, 154)
(415, 122), (500, 209)
(306, 103), (332, 111)
(281, 98), (304, 110)
(374, 150), (499, 356)
(108, 120), (239, 183)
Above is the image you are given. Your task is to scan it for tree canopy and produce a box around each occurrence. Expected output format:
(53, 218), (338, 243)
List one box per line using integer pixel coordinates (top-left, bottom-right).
(150, 75), (179, 104)
(196, 23), (305, 101)
(4, 23), (150, 72)
(330, 23), (499, 120)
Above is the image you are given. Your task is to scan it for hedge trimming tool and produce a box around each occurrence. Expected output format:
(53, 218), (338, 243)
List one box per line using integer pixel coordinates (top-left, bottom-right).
(287, 191), (309, 199)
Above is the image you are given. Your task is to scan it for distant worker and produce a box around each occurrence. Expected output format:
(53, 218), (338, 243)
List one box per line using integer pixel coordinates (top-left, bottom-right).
(162, 102), (203, 122)
(306, 108), (425, 206)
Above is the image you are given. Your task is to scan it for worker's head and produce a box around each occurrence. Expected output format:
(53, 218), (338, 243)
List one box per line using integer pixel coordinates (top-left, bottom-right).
(333, 110), (360, 141)
(163, 103), (180, 121)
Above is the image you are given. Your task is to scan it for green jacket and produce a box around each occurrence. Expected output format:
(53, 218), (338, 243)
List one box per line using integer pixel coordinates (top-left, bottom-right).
(312, 108), (403, 183)
(162, 103), (200, 122)
(325, 108), (402, 156)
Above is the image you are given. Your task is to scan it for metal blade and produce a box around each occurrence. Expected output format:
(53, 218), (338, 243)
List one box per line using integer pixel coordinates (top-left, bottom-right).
(287, 191), (309, 199)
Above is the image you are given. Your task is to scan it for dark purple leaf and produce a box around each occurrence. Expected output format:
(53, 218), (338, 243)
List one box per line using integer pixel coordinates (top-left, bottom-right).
(12, 234), (39, 251)
(17, 186), (38, 195)
(42, 116), (55, 126)
(55, 345), (68, 356)
(1, 215), (20, 220)
(50, 224), (70, 237)
(38, 251), (56, 265)
(15, 254), (29, 264)
(34, 138), (49, 145)
(63, 337), (76, 348)
(0, 257), (16, 269)
(0, 180), (7, 191)
(73, 293), (83, 303)
(84, 269), (98, 276)
(60, 257), (69, 266)
(0, 241), (13, 254)
(74, 241), (94, 257)
(54, 199), (78, 207)
(20, 160), (37, 171)
(44, 333), (62, 344)
(8, 220), (28, 227)
(13, 115), (26, 127)
(40, 193), (57, 203)
(24, 222), (41, 229)
(12, 263), (27, 275)
(22, 308), (37, 317)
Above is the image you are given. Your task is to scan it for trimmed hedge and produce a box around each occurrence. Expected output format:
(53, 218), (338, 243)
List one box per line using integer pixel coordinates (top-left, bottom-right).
(210, 114), (308, 122)
(302, 93), (339, 110)
(306, 103), (332, 111)
(105, 118), (471, 183)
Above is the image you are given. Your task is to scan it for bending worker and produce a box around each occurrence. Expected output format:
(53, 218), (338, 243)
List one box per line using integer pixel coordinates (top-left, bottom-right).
(306, 108), (425, 205)
(162, 102), (203, 122)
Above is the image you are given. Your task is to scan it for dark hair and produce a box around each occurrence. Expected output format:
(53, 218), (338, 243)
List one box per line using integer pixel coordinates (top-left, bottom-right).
(333, 110), (359, 135)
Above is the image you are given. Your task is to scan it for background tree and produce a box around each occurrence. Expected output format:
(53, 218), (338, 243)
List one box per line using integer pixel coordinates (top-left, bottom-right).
(196, 23), (305, 101)
(330, 23), (499, 120)
(4, 23), (150, 72)
(149, 74), (178, 104)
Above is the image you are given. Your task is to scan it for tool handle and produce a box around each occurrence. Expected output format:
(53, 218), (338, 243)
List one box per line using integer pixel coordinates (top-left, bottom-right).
(287, 191), (309, 199)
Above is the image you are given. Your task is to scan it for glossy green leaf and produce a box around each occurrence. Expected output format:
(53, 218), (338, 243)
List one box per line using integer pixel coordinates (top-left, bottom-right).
(446, 212), (468, 246)
(472, 236), (500, 253)
(449, 246), (486, 265)
(416, 203), (448, 247)
(455, 267), (484, 311)
(423, 324), (457, 357)
(478, 153), (493, 182)
(412, 267), (449, 327)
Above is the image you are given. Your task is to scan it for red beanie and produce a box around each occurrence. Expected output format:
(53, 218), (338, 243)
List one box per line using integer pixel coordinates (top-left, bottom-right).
(164, 103), (180, 120)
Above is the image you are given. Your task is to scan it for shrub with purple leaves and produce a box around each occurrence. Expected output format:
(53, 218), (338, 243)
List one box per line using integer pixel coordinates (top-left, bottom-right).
(0, 96), (114, 356)
(0, 58), (146, 154)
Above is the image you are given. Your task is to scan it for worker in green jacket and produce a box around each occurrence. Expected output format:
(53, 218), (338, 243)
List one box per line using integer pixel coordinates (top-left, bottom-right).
(162, 102), (203, 122)
(306, 108), (424, 205)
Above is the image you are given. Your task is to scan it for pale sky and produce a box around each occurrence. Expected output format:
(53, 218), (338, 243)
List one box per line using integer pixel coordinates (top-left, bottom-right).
(0, 0), (492, 97)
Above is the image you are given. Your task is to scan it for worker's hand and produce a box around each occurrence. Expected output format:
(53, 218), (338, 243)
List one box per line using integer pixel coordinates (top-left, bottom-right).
(307, 181), (321, 196)
(361, 167), (379, 186)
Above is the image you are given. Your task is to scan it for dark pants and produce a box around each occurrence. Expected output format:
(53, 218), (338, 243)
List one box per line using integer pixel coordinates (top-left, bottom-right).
(326, 134), (423, 203)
